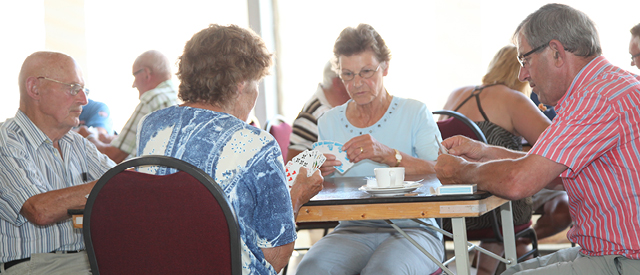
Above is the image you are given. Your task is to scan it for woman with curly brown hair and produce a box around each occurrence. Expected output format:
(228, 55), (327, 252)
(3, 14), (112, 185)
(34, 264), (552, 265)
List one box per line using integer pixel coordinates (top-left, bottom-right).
(136, 24), (324, 275)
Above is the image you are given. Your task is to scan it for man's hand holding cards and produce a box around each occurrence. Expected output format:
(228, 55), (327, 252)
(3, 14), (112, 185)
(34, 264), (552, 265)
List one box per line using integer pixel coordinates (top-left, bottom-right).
(285, 149), (326, 187)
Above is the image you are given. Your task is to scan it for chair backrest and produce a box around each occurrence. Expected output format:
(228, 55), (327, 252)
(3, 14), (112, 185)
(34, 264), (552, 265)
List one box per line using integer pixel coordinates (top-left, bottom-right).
(265, 114), (292, 158)
(84, 155), (241, 275)
(433, 110), (487, 143)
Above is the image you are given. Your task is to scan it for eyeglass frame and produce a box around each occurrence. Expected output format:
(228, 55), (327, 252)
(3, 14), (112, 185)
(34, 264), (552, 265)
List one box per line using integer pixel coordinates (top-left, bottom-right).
(37, 77), (90, 97)
(339, 62), (384, 81)
(517, 42), (549, 67)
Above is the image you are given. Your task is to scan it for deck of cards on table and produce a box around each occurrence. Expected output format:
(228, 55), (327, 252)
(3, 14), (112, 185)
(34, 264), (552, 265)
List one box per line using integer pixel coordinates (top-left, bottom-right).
(285, 150), (326, 187)
(312, 140), (354, 174)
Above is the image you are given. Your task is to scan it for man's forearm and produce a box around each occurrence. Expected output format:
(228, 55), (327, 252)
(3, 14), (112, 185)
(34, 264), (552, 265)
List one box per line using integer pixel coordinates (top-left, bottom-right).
(482, 144), (527, 161)
(21, 181), (96, 225)
(461, 159), (539, 200)
(462, 155), (565, 201)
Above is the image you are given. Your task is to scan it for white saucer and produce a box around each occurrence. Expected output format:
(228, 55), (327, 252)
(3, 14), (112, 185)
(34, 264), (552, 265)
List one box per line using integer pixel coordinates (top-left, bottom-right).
(359, 182), (423, 197)
(362, 180), (423, 190)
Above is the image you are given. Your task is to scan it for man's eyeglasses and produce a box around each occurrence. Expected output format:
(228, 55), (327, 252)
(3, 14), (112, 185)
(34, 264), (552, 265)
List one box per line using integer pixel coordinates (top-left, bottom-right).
(517, 43), (549, 67)
(37, 77), (90, 97)
(339, 63), (383, 81)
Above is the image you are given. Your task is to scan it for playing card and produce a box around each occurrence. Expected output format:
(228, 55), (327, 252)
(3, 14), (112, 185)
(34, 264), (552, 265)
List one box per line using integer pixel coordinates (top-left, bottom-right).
(312, 140), (354, 174)
(285, 161), (302, 188)
(286, 149), (326, 187)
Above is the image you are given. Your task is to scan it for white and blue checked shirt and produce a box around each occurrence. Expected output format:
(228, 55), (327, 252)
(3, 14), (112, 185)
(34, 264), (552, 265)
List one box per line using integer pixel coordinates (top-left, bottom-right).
(110, 80), (179, 158)
(0, 111), (115, 263)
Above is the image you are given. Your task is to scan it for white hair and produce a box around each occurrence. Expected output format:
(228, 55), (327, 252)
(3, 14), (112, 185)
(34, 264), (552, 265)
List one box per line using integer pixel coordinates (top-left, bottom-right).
(321, 60), (338, 89)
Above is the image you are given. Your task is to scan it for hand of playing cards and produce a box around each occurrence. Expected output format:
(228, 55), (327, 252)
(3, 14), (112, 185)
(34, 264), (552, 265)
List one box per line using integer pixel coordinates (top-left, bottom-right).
(312, 140), (354, 174)
(285, 149), (326, 188)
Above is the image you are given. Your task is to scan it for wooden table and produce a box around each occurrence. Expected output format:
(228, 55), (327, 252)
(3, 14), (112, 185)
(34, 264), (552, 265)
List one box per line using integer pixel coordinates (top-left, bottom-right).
(296, 174), (517, 275)
(70, 174), (517, 275)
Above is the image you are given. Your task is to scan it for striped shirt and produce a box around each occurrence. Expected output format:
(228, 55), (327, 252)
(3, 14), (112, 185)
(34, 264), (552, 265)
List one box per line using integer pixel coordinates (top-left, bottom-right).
(289, 84), (335, 152)
(530, 56), (640, 259)
(110, 80), (179, 158)
(0, 111), (115, 263)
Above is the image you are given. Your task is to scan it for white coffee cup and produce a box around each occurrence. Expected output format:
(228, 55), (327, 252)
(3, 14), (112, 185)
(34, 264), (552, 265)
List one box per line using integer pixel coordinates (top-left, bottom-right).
(373, 167), (405, 188)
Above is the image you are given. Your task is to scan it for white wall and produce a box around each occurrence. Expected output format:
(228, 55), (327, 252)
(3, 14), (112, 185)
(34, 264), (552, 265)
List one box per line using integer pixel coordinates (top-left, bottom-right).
(1, 0), (638, 128)
(276, 0), (640, 123)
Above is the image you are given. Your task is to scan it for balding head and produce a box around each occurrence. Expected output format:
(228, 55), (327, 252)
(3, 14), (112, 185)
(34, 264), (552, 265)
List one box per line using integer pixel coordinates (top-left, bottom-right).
(19, 52), (76, 96)
(131, 50), (172, 94)
(134, 50), (172, 78)
(17, 51), (88, 141)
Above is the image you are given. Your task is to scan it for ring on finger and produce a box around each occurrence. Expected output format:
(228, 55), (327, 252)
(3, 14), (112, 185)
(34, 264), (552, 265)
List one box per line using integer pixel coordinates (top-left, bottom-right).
(359, 147), (364, 153)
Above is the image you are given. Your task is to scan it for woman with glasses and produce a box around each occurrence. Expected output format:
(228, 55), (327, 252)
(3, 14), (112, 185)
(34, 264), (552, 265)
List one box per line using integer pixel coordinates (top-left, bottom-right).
(440, 45), (556, 274)
(296, 23), (444, 275)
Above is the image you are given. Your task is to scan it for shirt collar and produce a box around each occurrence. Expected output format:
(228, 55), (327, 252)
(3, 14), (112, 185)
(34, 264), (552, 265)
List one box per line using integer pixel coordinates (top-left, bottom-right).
(14, 110), (51, 148)
(554, 56), (609, 113)
(14, 110), (75, 149)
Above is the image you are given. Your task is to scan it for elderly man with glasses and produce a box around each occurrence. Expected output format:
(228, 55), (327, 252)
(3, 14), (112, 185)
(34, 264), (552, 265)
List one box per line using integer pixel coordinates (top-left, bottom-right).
(0, 51), (116, 274)
(436, 4), (640, 274)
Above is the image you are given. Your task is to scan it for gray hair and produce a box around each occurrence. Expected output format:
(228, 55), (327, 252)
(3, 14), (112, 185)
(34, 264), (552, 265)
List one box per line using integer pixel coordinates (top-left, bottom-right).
(135, 50), (172, 79)
(631, 23), (640, 51)
(631, 23), (640, 38)
(513, 3), (601, 57)
(321, 60), (338, 89)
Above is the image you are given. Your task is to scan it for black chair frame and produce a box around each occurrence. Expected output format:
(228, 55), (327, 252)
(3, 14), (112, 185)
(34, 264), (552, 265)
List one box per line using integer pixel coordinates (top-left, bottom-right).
(433, 110), (487, 143)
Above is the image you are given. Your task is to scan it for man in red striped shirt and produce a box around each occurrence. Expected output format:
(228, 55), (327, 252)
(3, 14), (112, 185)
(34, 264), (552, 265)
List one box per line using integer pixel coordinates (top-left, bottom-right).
(435, 4), (640, 274)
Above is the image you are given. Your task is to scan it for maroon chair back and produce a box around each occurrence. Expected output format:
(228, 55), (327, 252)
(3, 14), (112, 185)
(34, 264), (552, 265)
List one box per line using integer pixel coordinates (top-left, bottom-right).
(433, 110), (487, 143)
(265, 115), (292, 158)
(84, 156), (241, 275)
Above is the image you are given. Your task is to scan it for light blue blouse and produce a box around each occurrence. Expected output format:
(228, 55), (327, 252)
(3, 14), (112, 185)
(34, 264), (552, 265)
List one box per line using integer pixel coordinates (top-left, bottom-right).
(318, 96), (441, 229)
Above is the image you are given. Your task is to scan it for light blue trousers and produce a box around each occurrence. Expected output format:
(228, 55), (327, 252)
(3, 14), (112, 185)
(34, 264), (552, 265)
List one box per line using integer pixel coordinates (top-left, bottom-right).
(502, 246), (640, 275)
(296, 225), (444, 275)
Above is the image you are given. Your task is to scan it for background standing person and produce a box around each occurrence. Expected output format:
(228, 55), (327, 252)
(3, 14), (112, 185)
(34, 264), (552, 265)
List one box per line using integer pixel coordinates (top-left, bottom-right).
(287, 60), (350, 162)
(136, 24), (324, 275)
(296, 23), (443, 275)
(440, 45), (552, 274)
(436, 4), (640, 274)
(0, 51), (115, 274)
(78, 50), (179, 163)
(631, 23), (640, 70)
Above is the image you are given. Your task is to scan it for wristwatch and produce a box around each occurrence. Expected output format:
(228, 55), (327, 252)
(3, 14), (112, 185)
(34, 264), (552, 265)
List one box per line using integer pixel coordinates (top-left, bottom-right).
(394, 149), (402, 167)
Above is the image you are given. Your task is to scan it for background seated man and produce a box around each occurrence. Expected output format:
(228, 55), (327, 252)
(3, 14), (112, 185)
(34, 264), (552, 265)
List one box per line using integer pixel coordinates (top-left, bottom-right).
(80, 50), (179, 163)
(287, 60), (350, 162)
(136, 24), (324, 275)
(0, 51), (115, 274)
